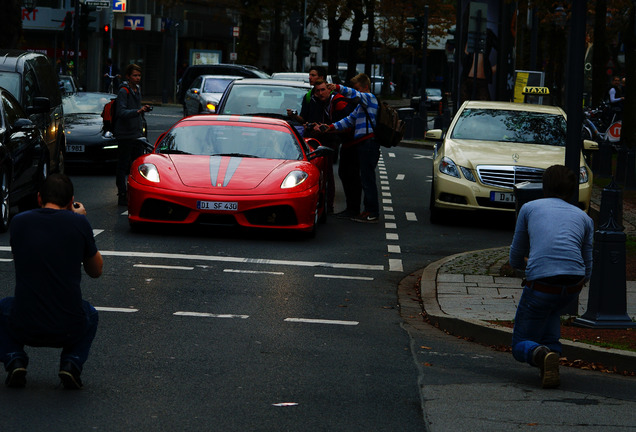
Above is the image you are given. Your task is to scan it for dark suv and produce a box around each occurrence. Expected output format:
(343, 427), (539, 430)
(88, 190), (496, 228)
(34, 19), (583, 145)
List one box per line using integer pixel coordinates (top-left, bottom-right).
(0, 50), (66, 173)
(177, 64), (269, 104)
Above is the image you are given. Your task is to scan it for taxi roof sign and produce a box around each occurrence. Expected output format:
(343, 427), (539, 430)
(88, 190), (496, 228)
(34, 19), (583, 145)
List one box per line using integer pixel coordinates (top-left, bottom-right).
(522, 86), (550, 95)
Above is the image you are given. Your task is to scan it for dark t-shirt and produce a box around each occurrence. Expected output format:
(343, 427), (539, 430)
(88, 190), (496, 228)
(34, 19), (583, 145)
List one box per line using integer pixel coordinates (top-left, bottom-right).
(9, 208), (98, 344)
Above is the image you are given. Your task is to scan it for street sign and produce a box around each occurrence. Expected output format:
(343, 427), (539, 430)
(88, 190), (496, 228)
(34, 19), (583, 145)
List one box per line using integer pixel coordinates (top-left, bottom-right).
(85, 0), (110, 7)
(232, 26), (239, 37)
(113, 0), (126, 12)
(230, 52), (237, 61)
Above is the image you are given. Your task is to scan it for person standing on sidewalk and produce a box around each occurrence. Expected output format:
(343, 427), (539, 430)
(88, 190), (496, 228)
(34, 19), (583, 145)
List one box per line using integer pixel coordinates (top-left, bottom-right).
(0, 174), (103, 389)
(509, 165), (593, 388)
(114, 63), (152, 206)
(324, 74), (380, 223)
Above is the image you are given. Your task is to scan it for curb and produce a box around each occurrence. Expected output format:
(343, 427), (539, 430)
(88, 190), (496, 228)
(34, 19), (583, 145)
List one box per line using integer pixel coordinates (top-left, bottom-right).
(420, 249), (636, 374)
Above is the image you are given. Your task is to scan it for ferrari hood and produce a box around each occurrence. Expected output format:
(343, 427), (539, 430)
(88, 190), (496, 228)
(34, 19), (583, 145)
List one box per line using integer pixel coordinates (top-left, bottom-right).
(171, 155), (288, 190)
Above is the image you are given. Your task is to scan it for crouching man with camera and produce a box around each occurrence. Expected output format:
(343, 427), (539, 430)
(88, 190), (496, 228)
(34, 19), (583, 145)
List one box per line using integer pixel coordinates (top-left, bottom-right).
(0, 173), (103, 389)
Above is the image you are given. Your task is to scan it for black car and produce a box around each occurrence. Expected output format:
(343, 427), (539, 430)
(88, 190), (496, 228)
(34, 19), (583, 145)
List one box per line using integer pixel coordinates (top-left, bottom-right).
(177, 64), (269, 104)
(62, 92), (120, 168)
(0, 50), (66, 174)
(0, 87), (49, 231)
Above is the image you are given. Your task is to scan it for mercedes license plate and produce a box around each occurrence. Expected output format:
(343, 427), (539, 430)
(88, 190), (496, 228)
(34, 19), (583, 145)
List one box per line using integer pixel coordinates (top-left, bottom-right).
(197, 201), (238, 211)
(490, 192), (515, 203)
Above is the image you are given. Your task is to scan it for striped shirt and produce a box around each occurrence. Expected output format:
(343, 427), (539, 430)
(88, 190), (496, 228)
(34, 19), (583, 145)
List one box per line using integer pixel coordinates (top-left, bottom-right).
(331, 84), (378, 142)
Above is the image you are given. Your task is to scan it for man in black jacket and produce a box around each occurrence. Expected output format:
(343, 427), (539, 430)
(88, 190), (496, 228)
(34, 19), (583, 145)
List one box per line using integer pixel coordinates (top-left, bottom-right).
(114, 64), (152, 205)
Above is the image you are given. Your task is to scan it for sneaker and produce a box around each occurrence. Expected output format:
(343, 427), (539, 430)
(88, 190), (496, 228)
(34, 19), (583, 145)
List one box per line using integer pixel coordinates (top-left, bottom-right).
(335, 209), (358, 219)
(541, 352), (560, 389)
(351, 212), (379, 223)
(5, 359), (27, 388)
(59, 361), (83, 389)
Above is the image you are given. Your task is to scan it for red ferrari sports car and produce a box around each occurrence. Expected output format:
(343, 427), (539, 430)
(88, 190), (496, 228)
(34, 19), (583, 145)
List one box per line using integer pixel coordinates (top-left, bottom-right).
(127, 115), (332, 235)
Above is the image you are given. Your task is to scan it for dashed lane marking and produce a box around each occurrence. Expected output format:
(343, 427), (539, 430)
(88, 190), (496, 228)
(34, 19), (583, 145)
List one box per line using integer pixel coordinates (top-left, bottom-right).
(396, 174), (405, 180)
(314, 274), (373, 281)
(134, 264), (194, 270)
(224, 269), (284, 275)
(406, 212), (417, 221)
(284, 318), (359, 326)
(174, 312), (250, 319)
(95, 307), (138, 313)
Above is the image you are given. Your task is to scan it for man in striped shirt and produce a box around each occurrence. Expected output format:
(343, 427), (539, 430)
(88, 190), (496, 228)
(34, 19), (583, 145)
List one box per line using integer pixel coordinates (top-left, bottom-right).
(325, 74), (380, 223)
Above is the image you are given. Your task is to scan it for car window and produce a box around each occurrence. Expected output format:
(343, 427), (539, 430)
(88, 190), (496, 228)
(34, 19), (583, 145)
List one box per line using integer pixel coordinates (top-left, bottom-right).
(157, 124), (302, 160)
(0, 72), (22, 103)
(426, 88), (442, 97)
(23, 68), (39, 108)
(190, 76), (203, 90)
(34, 56), (61, 106)
(2, 91), (24, 127)
(63, 93), (111, 115)
(450, 109), (567, 146)
(222, 85), (306, 115)
(203, 78), (234, 93)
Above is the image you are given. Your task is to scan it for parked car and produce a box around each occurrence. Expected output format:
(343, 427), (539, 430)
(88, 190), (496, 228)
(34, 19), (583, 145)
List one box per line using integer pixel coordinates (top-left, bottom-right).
(62, 92), (120, 168)
(370, 76), (395, 95)
(427, 100), (596, 223)
(58, 74), (82, 95)
(176, 64), (270, 104)
(183, 75), (242, 116)
(410, 88), (444, 112)
(270, 72), (309, 83)
(0, 86), (49, 231)
(127, 115), (332, 236)
(0, 49), (66, 173)
(215, 78), (310, 118)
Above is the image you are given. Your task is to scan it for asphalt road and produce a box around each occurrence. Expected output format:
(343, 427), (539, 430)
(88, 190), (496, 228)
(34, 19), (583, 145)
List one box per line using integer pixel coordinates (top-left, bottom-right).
(0, 106), (633, 431)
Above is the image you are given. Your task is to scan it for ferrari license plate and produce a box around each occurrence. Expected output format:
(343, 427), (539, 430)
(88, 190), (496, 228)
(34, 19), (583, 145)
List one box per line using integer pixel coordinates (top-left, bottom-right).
(67, 144), (85, 153)
(197, 201), (238, 211)
(490, 192), (515, 203)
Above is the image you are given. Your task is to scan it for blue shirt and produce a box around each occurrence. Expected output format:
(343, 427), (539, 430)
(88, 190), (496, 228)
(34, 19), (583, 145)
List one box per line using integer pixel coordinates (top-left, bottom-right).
(509, 198), (594, 281)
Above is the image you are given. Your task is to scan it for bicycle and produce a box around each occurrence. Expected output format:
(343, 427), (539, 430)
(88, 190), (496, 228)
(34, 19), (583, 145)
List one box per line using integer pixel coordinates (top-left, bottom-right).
(105, 74), (120, 94)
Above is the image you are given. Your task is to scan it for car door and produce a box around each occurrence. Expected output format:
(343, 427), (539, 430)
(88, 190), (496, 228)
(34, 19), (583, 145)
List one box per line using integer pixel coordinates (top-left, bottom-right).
(185, 76), (203, 115)
(1, 90), (40, 199)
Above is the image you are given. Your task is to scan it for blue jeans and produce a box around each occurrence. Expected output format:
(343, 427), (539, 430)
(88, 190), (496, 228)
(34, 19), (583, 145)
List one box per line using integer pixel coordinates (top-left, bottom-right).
(511, 285), (579, 365)
(0, 297), (98, 371)
(357, 137), (380, 215)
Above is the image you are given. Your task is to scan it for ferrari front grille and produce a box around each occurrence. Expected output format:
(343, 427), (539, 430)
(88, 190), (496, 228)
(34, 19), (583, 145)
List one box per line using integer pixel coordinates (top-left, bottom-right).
(477, 166), (544, 189)
(244, 205), (297, 226)
(139, 199), (190, 221)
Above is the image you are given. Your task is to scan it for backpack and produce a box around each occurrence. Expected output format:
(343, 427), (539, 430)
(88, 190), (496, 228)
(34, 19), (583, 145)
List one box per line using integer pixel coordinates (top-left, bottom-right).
(101, 86), (129, 133)
(373, 99), (405, 148)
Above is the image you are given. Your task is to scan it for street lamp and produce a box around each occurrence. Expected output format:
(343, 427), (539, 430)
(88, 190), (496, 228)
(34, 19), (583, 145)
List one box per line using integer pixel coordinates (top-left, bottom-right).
(22, 0), (36, 13)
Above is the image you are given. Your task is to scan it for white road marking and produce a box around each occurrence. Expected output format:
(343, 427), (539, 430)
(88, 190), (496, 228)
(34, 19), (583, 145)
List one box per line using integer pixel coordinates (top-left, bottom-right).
(383, 206), (394, 212)
(95, 307), (139, 313)
(388, 152), (396, 157)
(406, 212), (417, 221)
(381, 185), (390, 190)
(382, 192), (391, 197)
(385, 222), (397, 229)
(414, 154), (433, 159)
(174, 312), (249, 319)
(224, 269), (284, 275)
(121, 210), (128, 216)
(284, 318), (359, 326)
(389, 259), (404, 272)
(382, 198), (393, 204)
(134, 264), (194, 270)
(0, 258), (12, 262)
(386, 233), (399, 241)
(314, 274), (373, 281)
(387, 245), (401, 254)
(95, 249), (385, 271)
(384, 214), (395, 220)
(380, 175), (388, 180)
(381, 180), (389, 185)
(396, 174), (405, 180)
(93, 229), (104, 237)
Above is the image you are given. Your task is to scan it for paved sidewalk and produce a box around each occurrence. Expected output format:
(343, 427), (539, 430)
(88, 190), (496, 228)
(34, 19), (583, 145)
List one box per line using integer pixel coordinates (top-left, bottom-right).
(420, 247), (636, 372)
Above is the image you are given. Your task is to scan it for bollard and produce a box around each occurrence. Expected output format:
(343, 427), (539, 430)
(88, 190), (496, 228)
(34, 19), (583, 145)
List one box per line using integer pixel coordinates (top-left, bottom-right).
(574, 214), (636, 329)
(598, 178), (623, 230)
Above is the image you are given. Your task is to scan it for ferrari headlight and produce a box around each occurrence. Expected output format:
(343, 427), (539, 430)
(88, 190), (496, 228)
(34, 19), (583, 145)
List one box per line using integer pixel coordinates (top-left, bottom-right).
(579, 166), (589, 184)
(139, 163), (160, 183)
(439, 156), (460, 178)
(281, 170), (308, 188)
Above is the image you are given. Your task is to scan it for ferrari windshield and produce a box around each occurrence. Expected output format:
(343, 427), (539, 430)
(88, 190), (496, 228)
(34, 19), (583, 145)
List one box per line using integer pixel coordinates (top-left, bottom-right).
(157, 124), (303, 160)
(450, 109), (567, 146)
(221, 84), (307, 115)
(63, 92), (113, 115)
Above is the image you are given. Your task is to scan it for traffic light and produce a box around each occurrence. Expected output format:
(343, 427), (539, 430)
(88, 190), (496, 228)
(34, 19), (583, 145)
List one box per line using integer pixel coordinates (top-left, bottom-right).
(301, 35), (311, 58)
(406, 17), (423, 50)
(103, 24), (110, 33)
(79, 4), (97, 36)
